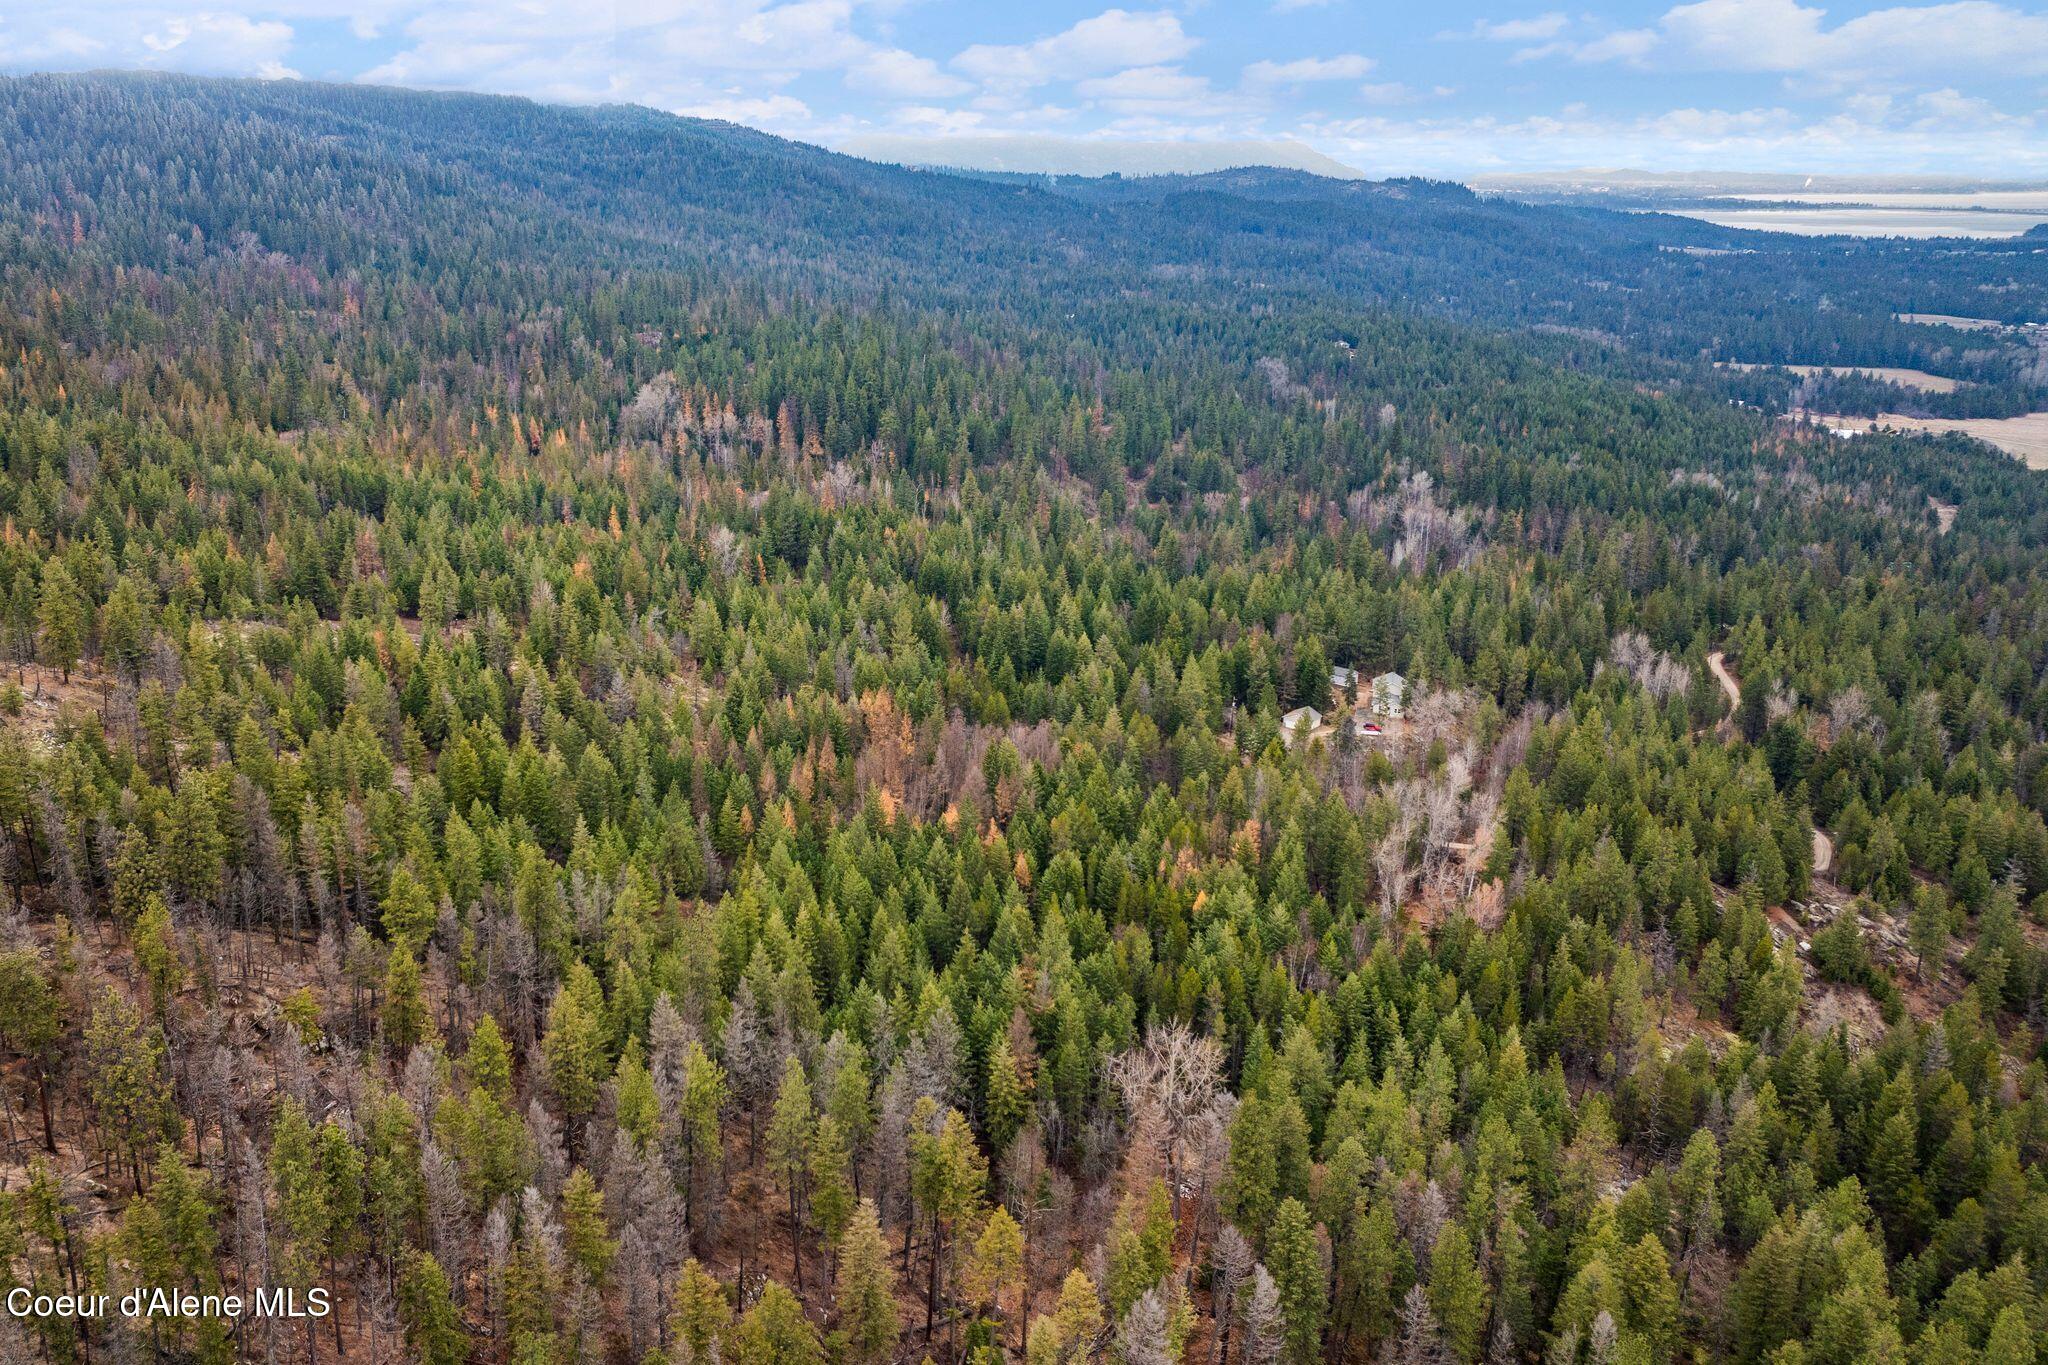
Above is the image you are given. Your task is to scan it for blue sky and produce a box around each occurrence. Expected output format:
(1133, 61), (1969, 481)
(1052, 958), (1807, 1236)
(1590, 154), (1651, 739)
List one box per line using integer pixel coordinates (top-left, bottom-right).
(2, 0), (2043, 175)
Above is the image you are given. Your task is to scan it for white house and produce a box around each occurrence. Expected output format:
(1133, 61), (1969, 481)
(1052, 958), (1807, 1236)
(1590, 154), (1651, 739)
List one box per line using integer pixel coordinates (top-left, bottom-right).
(1329, 665), (1357, 695)
(1282, 705), (1322, 737)
(1370, 671), (1406, 719)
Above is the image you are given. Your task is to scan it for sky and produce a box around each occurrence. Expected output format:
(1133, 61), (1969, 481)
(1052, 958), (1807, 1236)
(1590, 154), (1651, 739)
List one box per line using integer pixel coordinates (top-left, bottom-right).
(1, 0), (2044, 177)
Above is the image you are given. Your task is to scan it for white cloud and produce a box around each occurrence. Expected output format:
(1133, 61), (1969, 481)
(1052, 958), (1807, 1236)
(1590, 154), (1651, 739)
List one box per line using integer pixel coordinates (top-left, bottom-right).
(673, 93), (813, 126)
(343, 0), (895, 135)
(1357, 81), (1451, 105)
(954, 9), (1197, 89)
(1071, 62), (1258, 118)
(1300, 94), (2044, 176)
(1464, 13), (1570, 41)
(141, 12), (297, 78)
(1569, 28), (1658, 64)
(1243, 54), (1374, 85)
(847, 48), (971, 99)
(1077, 65), (1209, 101)
(1563, 0), (2048, 80)
(0, 7), (298, 77)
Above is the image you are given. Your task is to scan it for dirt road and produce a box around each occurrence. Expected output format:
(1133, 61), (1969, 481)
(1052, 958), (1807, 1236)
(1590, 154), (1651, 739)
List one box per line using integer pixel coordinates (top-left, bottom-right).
(1709, 648), (1833, 878)
(1707, 650), (1740, 711)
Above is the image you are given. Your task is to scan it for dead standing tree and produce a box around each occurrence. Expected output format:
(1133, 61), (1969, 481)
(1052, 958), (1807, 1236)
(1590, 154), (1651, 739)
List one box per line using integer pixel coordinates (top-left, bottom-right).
(1105, 1023), (1228, 1233)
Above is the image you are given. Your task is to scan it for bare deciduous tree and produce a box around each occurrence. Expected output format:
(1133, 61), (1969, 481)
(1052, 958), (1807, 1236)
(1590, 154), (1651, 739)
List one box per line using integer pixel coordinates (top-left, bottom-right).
(1107, 1022), (1227, 1228)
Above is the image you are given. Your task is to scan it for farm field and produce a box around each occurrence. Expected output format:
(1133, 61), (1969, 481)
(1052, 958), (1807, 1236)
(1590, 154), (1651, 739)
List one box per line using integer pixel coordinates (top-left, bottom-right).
(1718, 360), (1964, 392)
(1800, 410), (2048, 466)
(1895, 312), (2034, 331)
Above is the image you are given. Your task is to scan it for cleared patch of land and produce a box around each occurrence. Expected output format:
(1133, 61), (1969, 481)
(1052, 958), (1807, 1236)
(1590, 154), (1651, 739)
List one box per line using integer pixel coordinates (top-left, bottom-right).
(1719, 361), (1963, 393)
(1673, 207), (2047, 238)
(1894, 312), (2019, 332)
(1801, 411), (2048, 468)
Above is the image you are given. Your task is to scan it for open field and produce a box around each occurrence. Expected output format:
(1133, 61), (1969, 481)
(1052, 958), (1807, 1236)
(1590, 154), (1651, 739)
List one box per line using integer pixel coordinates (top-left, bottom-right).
(1718, 360), (1963, 392)
(1895, 312), (2031, 332)
(1670, 206), (2048, 238)
(1800, 411), (2048, 467)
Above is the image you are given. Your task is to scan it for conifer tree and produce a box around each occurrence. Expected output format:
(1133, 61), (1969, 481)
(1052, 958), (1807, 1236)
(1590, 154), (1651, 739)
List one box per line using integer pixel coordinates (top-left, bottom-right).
(810, 1113), (857, 1251)
(541, 974), (607, 1135)
(1268, 1198), (1327, 1365)
(730, 1280), (822, 1365)
(562, 1167), (614, 1285)
(985, 1034), (1031, 1155)
(768, 1053), (816, 1292)
(35, 560), (84, 683)
(383, 943), (428, 1053)
(966, 1204), (1027, 1347)
(835, 1199), (901, 1365)
(399, 1252), (472, 1365)
(672, 1259), (732, 1362)
(0, 945), (63, 1151)
(1427, 1223), (1487, 1363)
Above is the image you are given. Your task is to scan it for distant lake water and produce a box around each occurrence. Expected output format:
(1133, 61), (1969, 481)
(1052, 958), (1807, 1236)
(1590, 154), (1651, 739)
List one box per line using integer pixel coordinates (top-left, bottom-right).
(1658, 193), (2048, 239)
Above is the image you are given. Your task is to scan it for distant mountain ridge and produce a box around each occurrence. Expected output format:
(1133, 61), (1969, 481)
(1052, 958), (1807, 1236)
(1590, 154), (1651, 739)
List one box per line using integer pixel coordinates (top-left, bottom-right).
(4, 71), (2043, 368)
(839, 134), (1363, 180)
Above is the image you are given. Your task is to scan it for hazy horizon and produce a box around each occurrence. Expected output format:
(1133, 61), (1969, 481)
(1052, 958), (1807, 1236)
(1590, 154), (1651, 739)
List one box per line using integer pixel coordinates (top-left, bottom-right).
(1, 0), (2042, 177)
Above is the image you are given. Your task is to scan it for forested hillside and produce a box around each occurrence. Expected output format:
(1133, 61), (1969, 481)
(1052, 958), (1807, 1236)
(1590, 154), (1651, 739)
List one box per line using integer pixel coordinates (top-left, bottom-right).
(1, 71), (2046, 1365)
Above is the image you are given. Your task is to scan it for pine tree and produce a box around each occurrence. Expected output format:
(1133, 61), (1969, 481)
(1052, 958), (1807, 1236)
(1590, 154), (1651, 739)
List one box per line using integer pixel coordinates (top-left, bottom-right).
(730, 1280), (822, 1365)
(1346, 1197), (1406, 1349)
(1909, 884), (1950, 983)
(1052, 1268), (1106, 1365)
(383, 942), (428, 1053)
(678, 1041), (729, 1235)
(35, 560), (84, 683)
(0, 945), (63, 1151)
(966, 1204), (1026, 1346)
(269, 1096), (330, 1358)
(120, 1145), (231, 1360)
(562, 1167), (614, 1284)
(541, 975), (607, 1131)
(1983, 1305), (2035, 1365)
(82, 990), (179, 1188)
(132, 893), (183, 1017)
(1268, 1198), (1327, 1365)
(985, 1034), (1030, 1155)
(399, 1252), (472, 1365)
(810, 1113), (857, 1250)
(1617, 1234), (1679, 1363)
(1427, 1224), (1487, 1363)
(835, 1199), (901, 1365)
(912, 1105), (989, 1344)
(382, 865), (439, 954)
(1108, 1179), (1176, 1318)
(671, 1259), (731, 1362)
(768, 1053), (816, 1293)
(98, 575), (149, 684)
